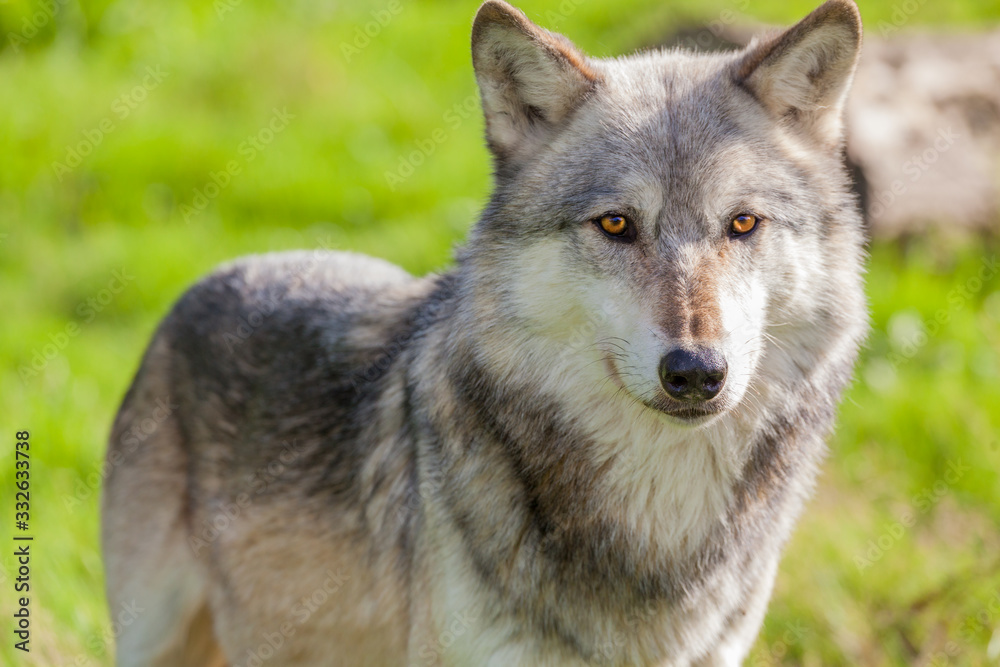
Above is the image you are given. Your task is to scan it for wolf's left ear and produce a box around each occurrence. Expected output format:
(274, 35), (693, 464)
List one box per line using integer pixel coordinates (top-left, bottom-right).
(736, 0), (862, 148)
(472, 0), (598, 168)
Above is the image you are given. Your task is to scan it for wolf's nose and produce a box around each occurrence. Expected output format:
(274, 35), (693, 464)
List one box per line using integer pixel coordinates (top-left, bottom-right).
(659, 348), (727, 402)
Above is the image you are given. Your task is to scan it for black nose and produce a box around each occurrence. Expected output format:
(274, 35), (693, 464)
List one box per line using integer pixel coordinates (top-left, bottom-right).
(659, 347), (727, 402)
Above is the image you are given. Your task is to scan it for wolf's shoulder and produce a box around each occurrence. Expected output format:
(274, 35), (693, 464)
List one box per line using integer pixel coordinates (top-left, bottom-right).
(153, 249), (450, 460)
(159, 249), (447, 392)
(190, 249), (413, 310)
(164, 249), (412, 340)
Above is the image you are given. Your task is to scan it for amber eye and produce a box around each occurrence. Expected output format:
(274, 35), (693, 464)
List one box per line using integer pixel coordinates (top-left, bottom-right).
(598, 214), (629, 237)
(730, 213), (758, 236)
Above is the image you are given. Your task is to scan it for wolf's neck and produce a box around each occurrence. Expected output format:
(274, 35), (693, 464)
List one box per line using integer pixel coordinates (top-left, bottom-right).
(434, 330), (747, 536)
(419, 317), (783, 595)
(406, 287), (839, 660)
(402, 262), (848, 658)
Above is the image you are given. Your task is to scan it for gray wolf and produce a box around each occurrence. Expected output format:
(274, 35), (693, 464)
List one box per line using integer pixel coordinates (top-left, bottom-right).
(102, 1), (867, 664)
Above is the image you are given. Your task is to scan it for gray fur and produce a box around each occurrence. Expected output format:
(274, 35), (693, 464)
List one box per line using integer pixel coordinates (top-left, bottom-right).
(103, 1), (867, 665)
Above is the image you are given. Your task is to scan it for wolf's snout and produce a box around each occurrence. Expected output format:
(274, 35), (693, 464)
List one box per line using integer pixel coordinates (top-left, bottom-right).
(658, 348), (727, 402)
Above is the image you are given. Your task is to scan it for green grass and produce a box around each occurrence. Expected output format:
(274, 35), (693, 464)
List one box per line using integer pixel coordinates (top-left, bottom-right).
(1, 0), (999, 664)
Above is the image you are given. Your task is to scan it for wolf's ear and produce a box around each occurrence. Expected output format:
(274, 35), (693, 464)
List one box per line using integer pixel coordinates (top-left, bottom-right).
(735, 0), (861, 147)
(472, 0), (598, 168)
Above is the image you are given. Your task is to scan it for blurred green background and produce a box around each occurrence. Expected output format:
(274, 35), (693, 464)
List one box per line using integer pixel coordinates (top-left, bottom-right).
(1, 0), (999, 664)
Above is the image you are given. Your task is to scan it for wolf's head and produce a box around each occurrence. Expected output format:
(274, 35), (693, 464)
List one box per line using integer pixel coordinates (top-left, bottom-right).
(461, 0), (867, 429)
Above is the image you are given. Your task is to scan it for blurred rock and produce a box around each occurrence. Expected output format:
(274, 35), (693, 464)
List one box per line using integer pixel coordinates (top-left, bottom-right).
(661, 25), (1000, 237)
(849, 31), (1000, 236)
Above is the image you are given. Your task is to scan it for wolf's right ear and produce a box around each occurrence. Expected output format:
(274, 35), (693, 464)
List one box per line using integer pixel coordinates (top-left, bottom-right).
(735, 0), (862, 148)
(472, 0), (599, 169)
